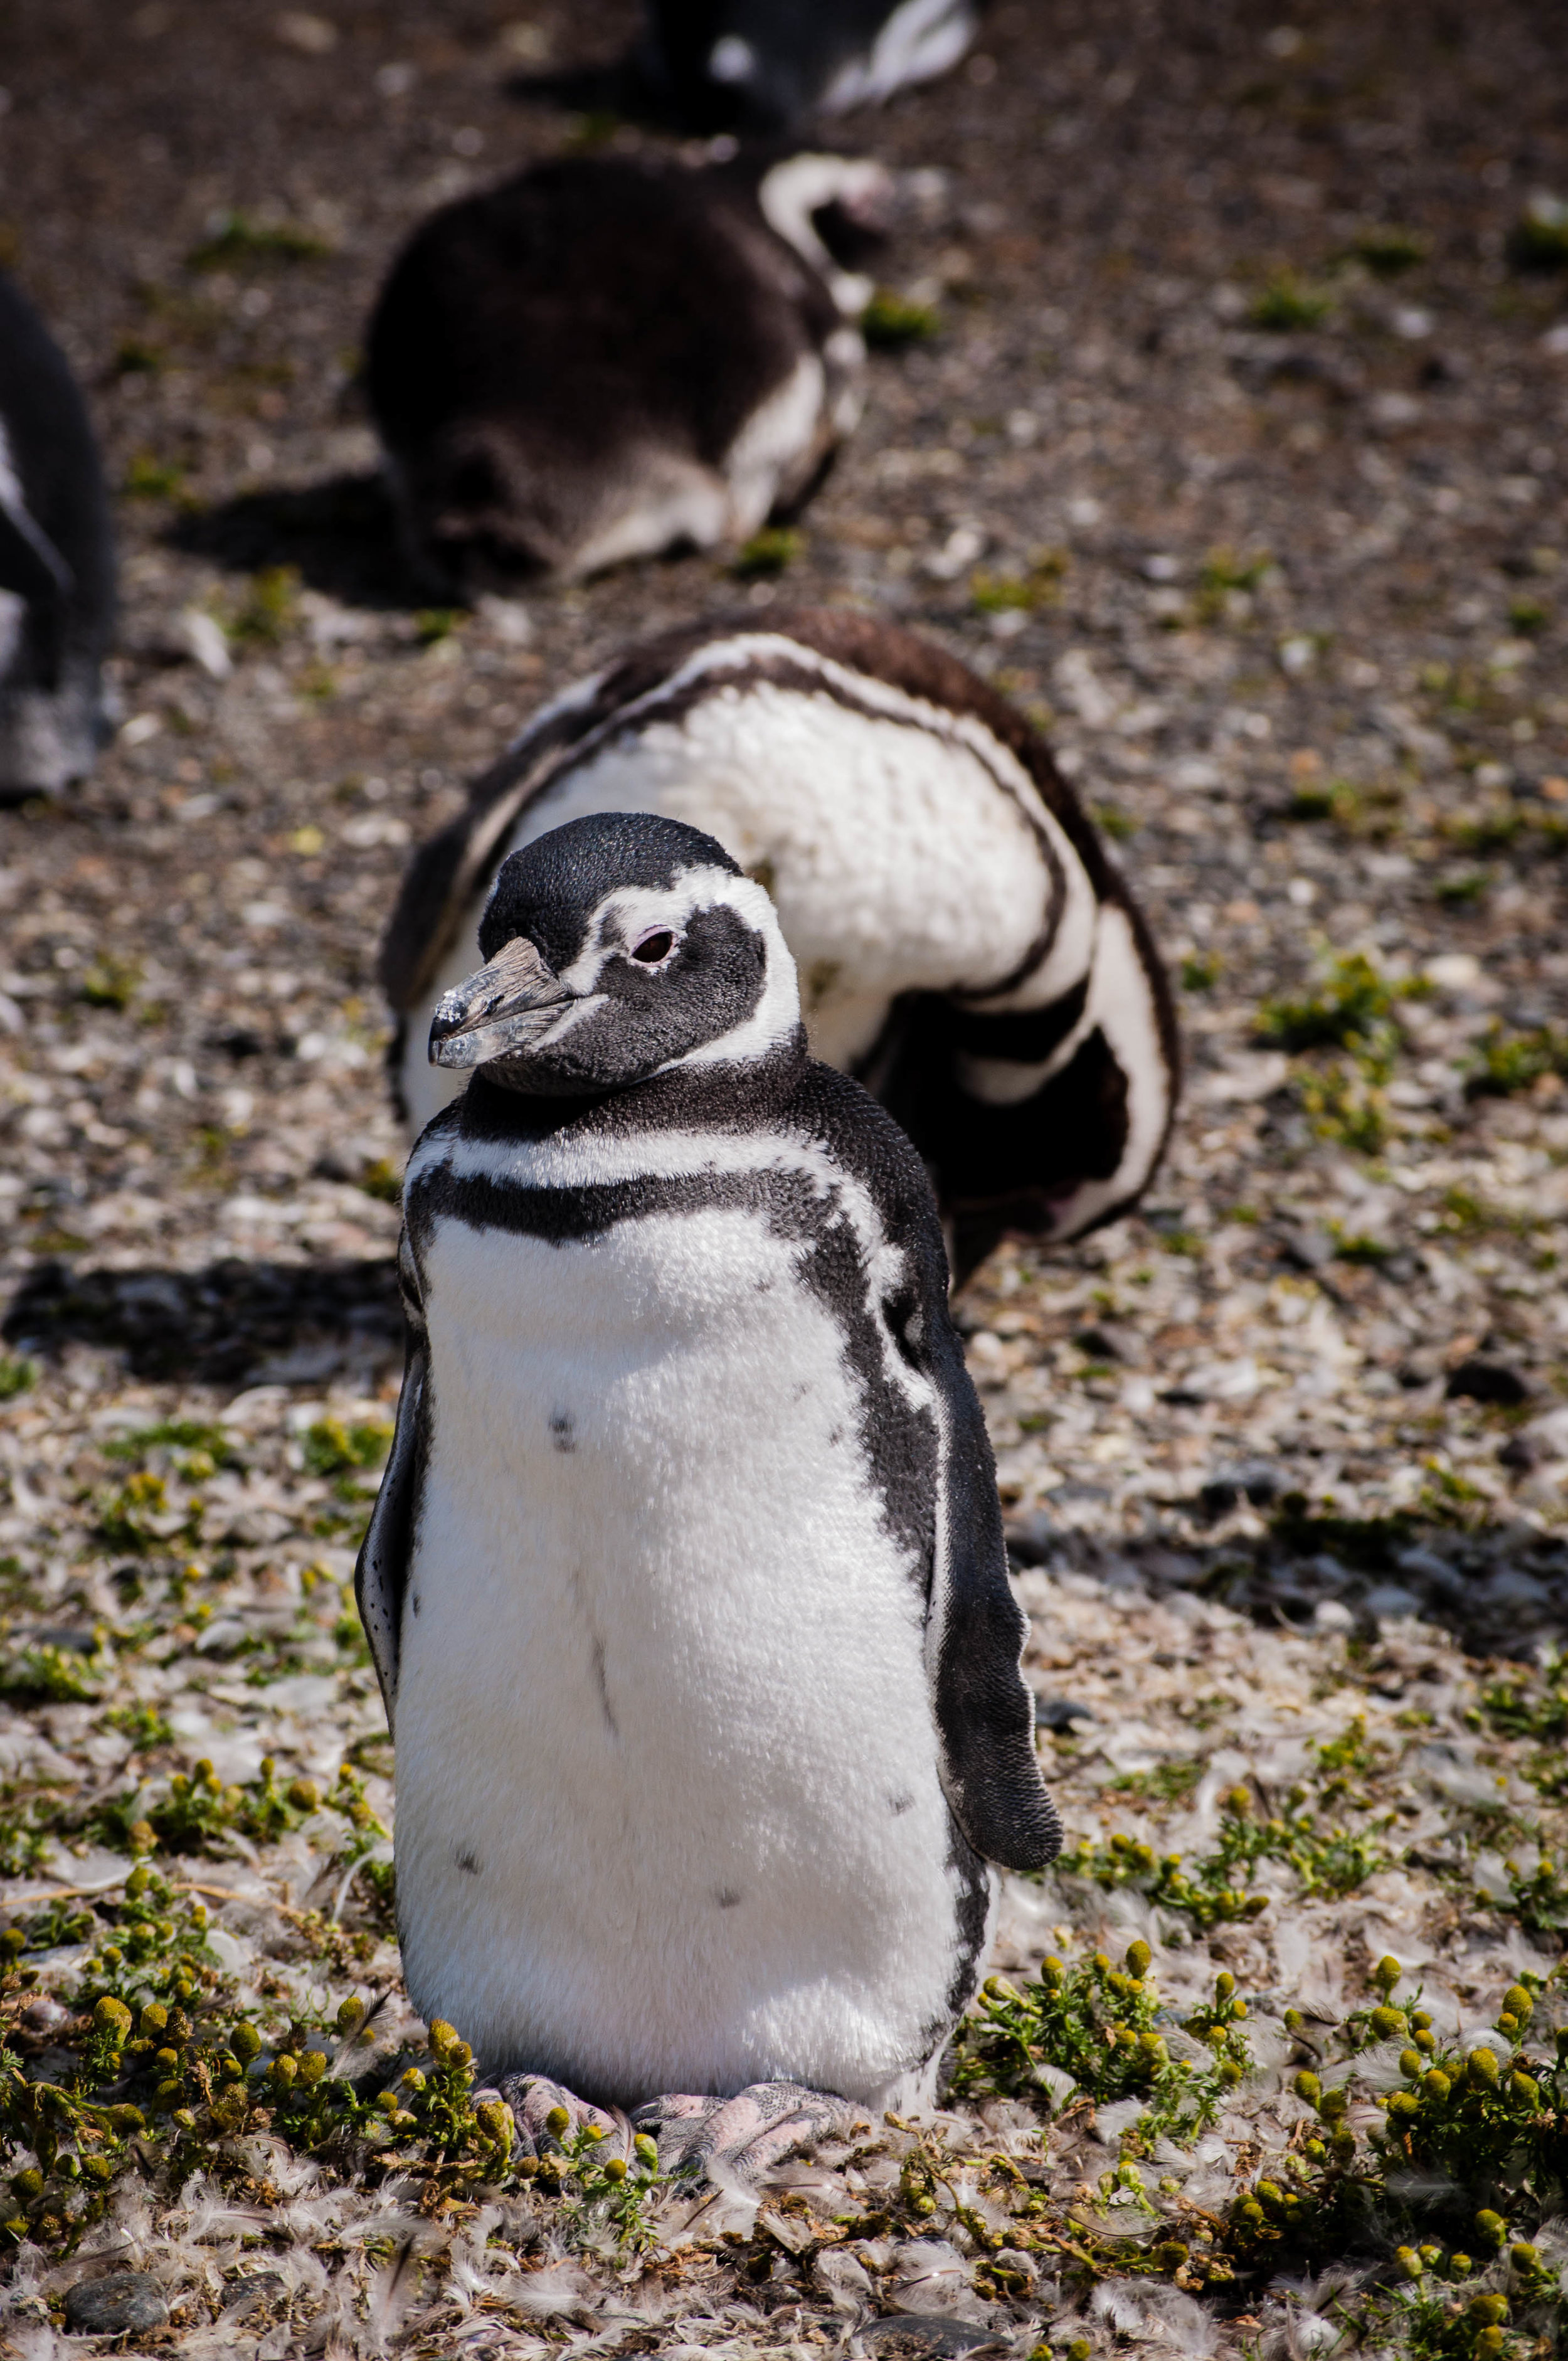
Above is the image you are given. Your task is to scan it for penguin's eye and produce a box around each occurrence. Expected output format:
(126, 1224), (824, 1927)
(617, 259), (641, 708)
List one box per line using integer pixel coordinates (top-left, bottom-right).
(629, 929), (675, 965)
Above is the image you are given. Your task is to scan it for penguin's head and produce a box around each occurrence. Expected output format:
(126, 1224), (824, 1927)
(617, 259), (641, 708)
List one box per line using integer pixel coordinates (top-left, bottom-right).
(429, 810), (802, 1095)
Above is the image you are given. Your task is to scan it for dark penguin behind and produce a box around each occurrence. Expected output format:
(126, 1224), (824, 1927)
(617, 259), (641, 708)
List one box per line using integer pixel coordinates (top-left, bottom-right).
(366, 149), (882, 592)
(642, 0), (982, 129)
(0, 268), (115, 799)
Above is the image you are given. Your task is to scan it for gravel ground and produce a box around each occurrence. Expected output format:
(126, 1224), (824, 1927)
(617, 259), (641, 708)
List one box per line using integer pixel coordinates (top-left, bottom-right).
(3, 1), (1568, 2353)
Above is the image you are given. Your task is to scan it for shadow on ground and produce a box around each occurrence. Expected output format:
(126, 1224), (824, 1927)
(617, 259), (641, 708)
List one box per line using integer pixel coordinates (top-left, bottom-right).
(4, 1255), (404, 1387)
(166, 474), (414, 609)
(7, 1256), (1564, 1659)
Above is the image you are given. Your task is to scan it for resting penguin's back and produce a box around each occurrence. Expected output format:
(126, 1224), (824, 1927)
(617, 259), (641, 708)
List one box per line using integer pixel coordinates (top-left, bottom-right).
(393, 1087), (988, 2108)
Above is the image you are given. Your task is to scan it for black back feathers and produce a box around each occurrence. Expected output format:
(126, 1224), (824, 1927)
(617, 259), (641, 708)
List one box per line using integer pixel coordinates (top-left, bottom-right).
(0, 269), (115, 798)
(366, 152), (865, 590)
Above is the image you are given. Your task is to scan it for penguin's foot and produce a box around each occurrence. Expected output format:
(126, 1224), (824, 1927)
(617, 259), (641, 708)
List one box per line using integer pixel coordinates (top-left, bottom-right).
(496, 2072), (634, 2163)
(632, 2080), (852, 2185)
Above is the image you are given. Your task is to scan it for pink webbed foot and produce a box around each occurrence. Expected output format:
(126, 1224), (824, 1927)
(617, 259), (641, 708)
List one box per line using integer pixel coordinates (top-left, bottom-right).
(632, 2079), (852, 2185)
(495, 2071), (634, 2165)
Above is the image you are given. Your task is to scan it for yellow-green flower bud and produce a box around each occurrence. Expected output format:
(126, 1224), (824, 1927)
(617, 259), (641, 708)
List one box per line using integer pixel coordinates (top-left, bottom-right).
(1125, 1939), (1152, 1978)
(1293, 2071), (1321, 2105)
(429, 2019), (461, 2060)
(1474, 2210), (1507, 2245)
(1385, 2092), (1419, 2118)
(633, 2133), (659, 2171)
(400, 2067), (426, 2093)
(1510, 2242), (1540, 2269)
(1394, 2247), (1422, 2280)
(475, 2100), (512, 2148)
(1399, 2047), (1422, 2079)
(154, 2079), (182, 2109)
(1476, 2330), (1505, 2355)
(1373, 1955), (1401, 1992)
(1467, 2048), (1499, 2088)
(140, 2002), (167, 2037)
(544, 2104), (571, 2138)
(337, 1997), (365, 2032)
(11, 2169), (43, 2202)
(1152, 2241), (1189, 2269)
(1370, 2006), (1404, 2039)
(603, 2156), (628, 2183)
(1215, 1972), (1236, 2000)
(1318, 2086), (1348, 2121)
(1510, 2071), (1539, 2103)
(297, 2051), (327, 2087)
(269, 2054), (297, 2088)
(154, 2047), (180, 2074)
(1093, 1951), (1112, 1973)
(93, 1997), (132, 2040)
(1417, 2244), (1442, 2266)
(1503, 1984), (1534, 2024)
(1468, 2295), (1509, 2326)
(1422, 2069), (1451, 2101)
(1414, 2027), (1436, 2053)
(105, 2105), (145, 2133)
(231, 2024), (262, 2063)
(1448, 2254), (1472, 2278)
(1224, 1786), (1251, 1818)
(288, 1778), (320, 1812)
(129, 1820), (156, 1856)
(1042, 1956), (1066, 1985)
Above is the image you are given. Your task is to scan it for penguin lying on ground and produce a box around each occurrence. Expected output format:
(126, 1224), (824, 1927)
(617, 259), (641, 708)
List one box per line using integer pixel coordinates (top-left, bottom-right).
(379, 610), (1179, 1282)
(642, 0), (983, 129)
(0, 270), (114, 798)
(366, 150), (887, 591)
(357, 810), (1060, 2180)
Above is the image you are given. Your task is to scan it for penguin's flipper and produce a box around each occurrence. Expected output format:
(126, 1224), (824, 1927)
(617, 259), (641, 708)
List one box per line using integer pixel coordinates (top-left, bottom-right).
(918, 1230), (1062, 1875)
(354, 1314), (428, 1729)
(0, 497), (73, 608)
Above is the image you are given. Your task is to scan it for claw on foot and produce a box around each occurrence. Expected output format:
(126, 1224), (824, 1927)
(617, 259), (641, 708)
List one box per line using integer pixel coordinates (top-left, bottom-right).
(496, 2072), (633, 2165)
(632, 2079), (851, 2185)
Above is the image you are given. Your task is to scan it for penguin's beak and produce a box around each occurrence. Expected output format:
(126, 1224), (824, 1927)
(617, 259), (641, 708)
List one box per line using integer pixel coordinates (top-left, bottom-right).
(428, 935), (575, 1068)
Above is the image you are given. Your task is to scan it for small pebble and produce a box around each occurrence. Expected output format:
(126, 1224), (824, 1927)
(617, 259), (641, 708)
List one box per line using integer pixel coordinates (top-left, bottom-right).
(63, 2274), (169, 2337)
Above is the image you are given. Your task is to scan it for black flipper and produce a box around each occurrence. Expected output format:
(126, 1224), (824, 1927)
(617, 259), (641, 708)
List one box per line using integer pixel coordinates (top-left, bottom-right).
(354, 1246), (430, 1729)
(786, 1063), (1061, 1874)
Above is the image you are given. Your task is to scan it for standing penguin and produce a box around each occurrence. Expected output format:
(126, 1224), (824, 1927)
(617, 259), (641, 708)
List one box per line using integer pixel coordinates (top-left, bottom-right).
(366, 149), (887, 590)
(642, 0), (983, 129)
(0, 270), (114, 798)
(358, 811), (1059, 2177)
(379, 610), (1179, 1281)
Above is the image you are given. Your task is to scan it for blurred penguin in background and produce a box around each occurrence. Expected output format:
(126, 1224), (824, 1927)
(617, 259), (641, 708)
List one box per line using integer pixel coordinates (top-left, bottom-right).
(0, 269), (115, 799)
(642, 0), (983, 129)
(366, 147), (889, 593)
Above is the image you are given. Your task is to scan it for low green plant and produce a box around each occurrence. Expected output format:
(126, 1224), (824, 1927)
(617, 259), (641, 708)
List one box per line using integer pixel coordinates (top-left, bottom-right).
(1351, 226), (1428, 277)
(527, 2111), (666, 2254)
(1258, 950), (1402, 1053)
(861, 290), (940, 348)
(0, 1356), (35, 1402)
(186, 212), (333, 270)
(951, 1944), (1253, 2141)
(105, 1419), (241, 1473)
(730, 526), (802, 578)
(971, 550), (1067, 614)
(79, 957), (142, 1009)
(0, 1642), (105, 1707)
(1180, 952), (1221, 992)
(302, 1417), (393, 1478)
(122, 453), (186, 501)
(1249, 272), (1332, 331)
(1466, 1024), (1568, 1100)
(230, 564), (300, 647)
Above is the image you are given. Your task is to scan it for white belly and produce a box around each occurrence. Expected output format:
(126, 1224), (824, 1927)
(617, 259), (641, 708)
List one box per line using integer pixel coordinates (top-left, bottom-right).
(395, 1201), (975, 2105)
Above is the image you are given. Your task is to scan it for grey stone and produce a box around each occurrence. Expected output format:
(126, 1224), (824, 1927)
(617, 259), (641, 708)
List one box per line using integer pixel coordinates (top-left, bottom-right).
(64, 2273), (169, 2337)
(862, 2317), (1005, 2358)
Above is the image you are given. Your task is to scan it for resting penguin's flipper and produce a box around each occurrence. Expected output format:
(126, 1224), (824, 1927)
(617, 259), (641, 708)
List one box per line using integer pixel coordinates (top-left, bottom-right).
(354, 1236), (432, 1728)
(0, 498), (73, 608)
